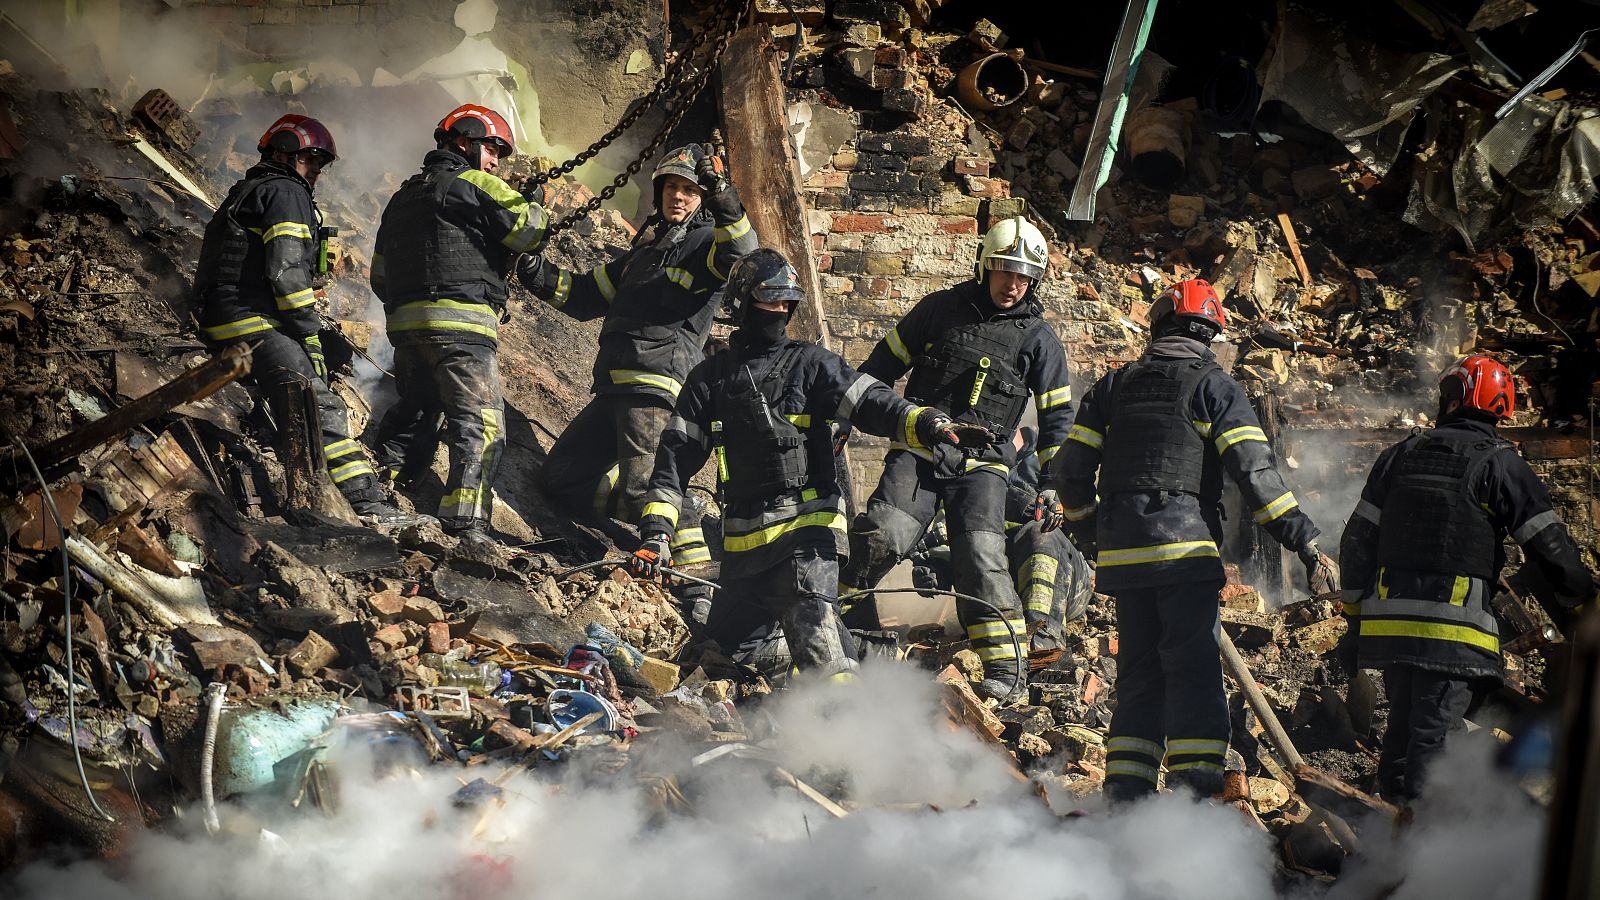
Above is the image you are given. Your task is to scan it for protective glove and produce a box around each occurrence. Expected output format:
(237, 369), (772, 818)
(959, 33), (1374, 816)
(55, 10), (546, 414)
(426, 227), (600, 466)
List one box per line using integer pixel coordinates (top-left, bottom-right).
(1030, 489), (1066, 532)
(302, 333), (328, 382)
(630, 532), (672, 579)
(1298, 541), (1340, 597)
(695, 146), (744, 225)
(831, 420), (852, 457)
(914, 411), (962, 450)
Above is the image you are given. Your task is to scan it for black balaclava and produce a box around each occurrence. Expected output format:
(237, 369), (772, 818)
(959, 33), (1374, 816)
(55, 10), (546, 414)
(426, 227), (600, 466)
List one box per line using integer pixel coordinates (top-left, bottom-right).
(740, 305), (790, 346)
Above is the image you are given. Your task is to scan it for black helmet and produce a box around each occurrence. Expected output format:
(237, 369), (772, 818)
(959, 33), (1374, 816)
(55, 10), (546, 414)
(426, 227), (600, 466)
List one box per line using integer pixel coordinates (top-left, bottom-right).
(724, 248), (805, 321)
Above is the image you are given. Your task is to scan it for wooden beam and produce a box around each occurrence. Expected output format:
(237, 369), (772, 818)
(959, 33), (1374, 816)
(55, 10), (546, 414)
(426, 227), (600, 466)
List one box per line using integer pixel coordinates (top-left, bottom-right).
(26, 343), (251, 476)
(1288, 426), (1592, 460)
(717, 24), (830, 348)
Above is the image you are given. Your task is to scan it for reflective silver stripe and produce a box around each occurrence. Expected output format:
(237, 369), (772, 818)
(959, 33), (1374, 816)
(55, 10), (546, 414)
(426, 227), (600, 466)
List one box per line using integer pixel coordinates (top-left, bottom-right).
(1359, 595), (1499, 632)
(668, 415), (708, 449)
(836, 373), (878, 420)
(1106, 760), (1160, 784)
(1106, 736), (1165, 760)
(388, 299), (500, 339)
(1353, 499), (1381, 524)
(1512, 509), (1559, 545)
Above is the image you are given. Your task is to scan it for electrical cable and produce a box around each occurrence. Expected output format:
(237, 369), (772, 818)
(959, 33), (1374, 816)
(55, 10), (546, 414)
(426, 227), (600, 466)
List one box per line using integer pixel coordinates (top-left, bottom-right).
(10, 435), (115, 821)
(554, 557), (721, 593)
(837, 587), (1027, 689)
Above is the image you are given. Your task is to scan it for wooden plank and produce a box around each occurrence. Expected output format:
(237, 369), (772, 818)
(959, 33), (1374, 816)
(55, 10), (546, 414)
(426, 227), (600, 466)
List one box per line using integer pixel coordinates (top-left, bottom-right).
(717, 24), (831, 348)
(26, 343), (251, 477)
(1276, 213), (1314, 287)
(1288, 426), (1591, 460)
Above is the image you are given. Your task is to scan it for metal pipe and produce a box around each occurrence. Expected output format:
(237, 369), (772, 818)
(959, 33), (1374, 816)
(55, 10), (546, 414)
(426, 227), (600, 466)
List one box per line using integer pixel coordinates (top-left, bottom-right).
(554, 558), (721, 593)
(200, 682), (226, 834)
(1219, 629), (1304, 769)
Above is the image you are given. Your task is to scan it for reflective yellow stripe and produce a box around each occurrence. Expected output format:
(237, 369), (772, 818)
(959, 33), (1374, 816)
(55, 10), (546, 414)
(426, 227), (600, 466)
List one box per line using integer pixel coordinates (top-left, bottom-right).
(674, 546), (712, 565)
(1252, 491), (1298, 524)
(1097, 540), (1219, 567)
(671, 527), (704, 546)
(1036, 385), (1073, 410)
(1018, 554), (1058, 614)
(785, 414), (813, 427)
(1215, 425), (1267, 453)
(388, 299), (500, 338)
(1377, 567), (1389, 599)
(714, 215), (752, 242)
(329, 460), (375, 484)
(1107, 736), (1165, 759)
(723, 510), (846, 553)
(457, 170), (549, 253)
(592, 464), (620, 516)
(261, 221), (312, 242)
(1449, 576), (1470, 606)
(202, 316), (278, 341)
(966, 621), (1023, 640)
(664, 266), (693, 290)
(1062, 501), (1097, 522)
(439, 487), (480, 516)
(1037, 444), (1061, 466)
(1360, 619), (1499, 654)
(594, 263), (617, 302)
(974, 644), (1019, 662)
(551, 270), (573, 308)
(1166, 738), (1228, 755)
(641, 501), (680, 527)
(964, 460), (1008, 475)
(1192, 420), (1214, 437)
(1341, 601), (1362, 616)
(1106, 760), (1160, 783)
(885, 327), (912, 365)
(903, 405), (924, 449)
(610, 369), (683, 398)
(800, 488), (819, 501)
(1067, 423), (1103, 449)
(324, 439), (362, 460)
(276, 287), (316, 311)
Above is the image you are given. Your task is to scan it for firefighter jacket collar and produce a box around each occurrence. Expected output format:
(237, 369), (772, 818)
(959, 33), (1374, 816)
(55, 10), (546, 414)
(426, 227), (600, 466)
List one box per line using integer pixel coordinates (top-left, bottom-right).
(730, 331), (798, 359)
(1146, 334), (1212, 361)
(244, 159), (313, 195)
(962, 278), (1043, 321)
(1435, 413), (1499, 435)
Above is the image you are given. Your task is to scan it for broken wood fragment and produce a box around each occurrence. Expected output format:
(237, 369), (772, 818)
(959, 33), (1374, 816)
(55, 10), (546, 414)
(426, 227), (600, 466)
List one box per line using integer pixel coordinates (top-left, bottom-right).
(25, 343), (250, 481)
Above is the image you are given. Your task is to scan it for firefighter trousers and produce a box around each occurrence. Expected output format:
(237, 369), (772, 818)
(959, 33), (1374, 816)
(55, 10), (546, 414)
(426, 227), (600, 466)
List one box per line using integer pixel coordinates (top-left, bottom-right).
(708, 546), (857, 679)
(1376, 665), (1473, 803)
(1104, 579), (1230, 800)
(541, 392), (670, 523)
(373, 340), (503, 532)
(216, 329), (382, 505)
(841, 450), (1025, 674)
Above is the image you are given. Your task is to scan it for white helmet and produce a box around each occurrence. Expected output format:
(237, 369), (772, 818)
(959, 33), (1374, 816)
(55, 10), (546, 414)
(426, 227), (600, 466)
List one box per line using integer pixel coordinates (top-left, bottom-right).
(977, 216), (1048, 282)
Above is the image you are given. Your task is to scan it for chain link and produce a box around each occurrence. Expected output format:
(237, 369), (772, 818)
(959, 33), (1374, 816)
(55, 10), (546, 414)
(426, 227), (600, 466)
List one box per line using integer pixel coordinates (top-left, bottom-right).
(539, 0), (752, 239)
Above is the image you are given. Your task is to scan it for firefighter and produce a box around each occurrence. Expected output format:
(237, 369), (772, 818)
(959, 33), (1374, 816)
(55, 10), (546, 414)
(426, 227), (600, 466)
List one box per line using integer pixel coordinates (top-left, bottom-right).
(195, 114), (418, 526)
(631, 249), (963, 679)
(523, 143), (756, 569)
(837, 216), (1075, 703)
(910, 427), (1094, 652)
(369, 104), (549, 546)
(1047, 278), (1337, 801)
(1339, 354), (1598, 803)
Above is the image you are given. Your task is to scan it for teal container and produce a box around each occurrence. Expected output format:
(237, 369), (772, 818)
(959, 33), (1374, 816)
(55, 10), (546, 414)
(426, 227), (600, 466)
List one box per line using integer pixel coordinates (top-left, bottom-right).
(213, 698), (340, 797)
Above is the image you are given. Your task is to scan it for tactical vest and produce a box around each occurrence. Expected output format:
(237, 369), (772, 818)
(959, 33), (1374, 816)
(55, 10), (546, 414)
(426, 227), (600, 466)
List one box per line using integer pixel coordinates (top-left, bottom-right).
(904, 317), (1034, 434)
(1377, 429), (1506, 579)
(380, 166), (509, 311)
(1099, 358), (1217, 495)
(711, 344), (809, 504)
(194, 170), (297, 302)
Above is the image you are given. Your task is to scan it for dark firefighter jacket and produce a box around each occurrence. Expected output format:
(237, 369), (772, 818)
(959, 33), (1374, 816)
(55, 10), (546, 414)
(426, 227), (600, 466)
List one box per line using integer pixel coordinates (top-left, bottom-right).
(195, 161), (324, 342)
(369, 148), (549, 348)
(1004, 429), (1045, 532)
(640, 332), (936, 572)
(1339, 416), (1598, 679)
(523, 206), (757, 404)
(1052, 335), (1320, 592)
(859, 279), (1074, 477)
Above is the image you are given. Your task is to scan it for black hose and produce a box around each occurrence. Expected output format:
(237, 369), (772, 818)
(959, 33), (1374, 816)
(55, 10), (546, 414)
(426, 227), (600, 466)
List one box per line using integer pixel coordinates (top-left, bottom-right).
(554, 558), (721, 593)
(11, 436), (115, 821)
(837, 587), (1027, 688)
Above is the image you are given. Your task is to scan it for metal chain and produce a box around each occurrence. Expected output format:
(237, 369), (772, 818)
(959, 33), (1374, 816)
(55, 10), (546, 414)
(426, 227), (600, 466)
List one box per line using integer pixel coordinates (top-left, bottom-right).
(527, 0), (748, 188)
(539, 0), (752, 239)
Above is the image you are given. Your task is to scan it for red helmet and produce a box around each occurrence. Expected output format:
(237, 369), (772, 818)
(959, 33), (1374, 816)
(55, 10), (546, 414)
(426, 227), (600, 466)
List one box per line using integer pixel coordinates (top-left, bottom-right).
(258, 114), (337, 161)
(436, 104), (515, 156)
(1150, 278), (1226, 332)
(1442, 354), (1515, 418)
